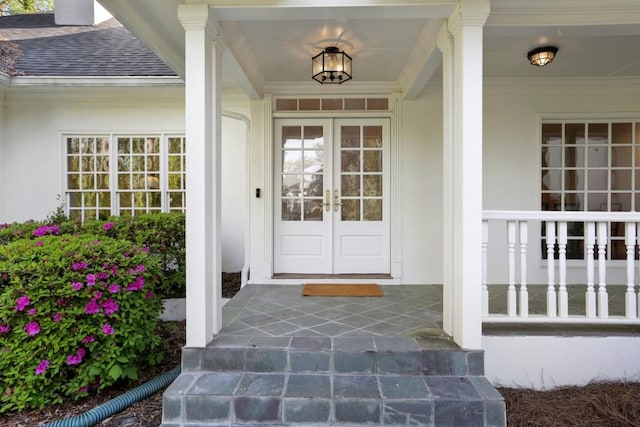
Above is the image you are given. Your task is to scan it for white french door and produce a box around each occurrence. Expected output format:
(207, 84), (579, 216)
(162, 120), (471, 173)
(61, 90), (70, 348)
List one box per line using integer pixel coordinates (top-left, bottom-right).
(274, 118), (390, 274)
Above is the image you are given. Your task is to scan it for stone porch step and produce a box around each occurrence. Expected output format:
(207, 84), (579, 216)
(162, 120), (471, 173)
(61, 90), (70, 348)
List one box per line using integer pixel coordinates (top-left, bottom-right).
(161, 339), (505, 426)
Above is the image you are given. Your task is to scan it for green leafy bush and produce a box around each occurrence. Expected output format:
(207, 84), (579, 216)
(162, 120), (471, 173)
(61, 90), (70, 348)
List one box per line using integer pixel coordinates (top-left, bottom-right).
(81, 213), (186, 298)
(0, 234), (164, 412)
(0, 221), (78, 246)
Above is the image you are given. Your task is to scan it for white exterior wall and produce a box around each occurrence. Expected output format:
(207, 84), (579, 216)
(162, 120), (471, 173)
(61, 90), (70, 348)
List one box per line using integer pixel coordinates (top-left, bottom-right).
(484, 335), (640, 389)
(0, 86), (249, 273)
(483, 79), (640, 286)
(5, 78), (640, 284)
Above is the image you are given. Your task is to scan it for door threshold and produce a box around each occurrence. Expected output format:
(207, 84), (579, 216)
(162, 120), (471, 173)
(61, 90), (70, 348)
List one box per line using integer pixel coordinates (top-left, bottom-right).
(272, 273), (392, 280)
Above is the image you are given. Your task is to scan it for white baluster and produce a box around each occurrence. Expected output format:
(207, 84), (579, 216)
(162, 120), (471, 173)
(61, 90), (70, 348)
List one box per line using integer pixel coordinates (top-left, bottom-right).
(597, 221), (609, 318)
(637, 223), (640, 319)
(585, 222), (596, 318)
(557, 221), (568, 317)
(507, 221), (517, 318)
(519, 221), (528, 317)
(625, 222), (637, 319)
(546, 221), (557, 318)
(482, 220), (489, 317)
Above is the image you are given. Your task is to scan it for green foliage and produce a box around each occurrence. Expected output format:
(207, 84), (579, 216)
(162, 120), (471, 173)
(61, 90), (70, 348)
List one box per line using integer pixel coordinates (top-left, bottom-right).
(0, 220), (78, 247)
(81, 213), (186, 298)
(0, 0), (52, 16)
(0, 234), (163, 412)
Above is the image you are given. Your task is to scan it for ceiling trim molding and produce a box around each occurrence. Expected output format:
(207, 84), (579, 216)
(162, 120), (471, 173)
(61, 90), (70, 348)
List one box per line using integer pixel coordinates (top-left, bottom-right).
(399, 19), (444, 100)
(489, 0), (640, 26)
(263, 81), (400, 96)
(484, 76), (640, 93)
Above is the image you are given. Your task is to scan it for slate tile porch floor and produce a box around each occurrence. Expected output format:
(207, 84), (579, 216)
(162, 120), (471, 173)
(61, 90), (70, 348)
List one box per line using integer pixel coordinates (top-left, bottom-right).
(162, 285), (505, 426)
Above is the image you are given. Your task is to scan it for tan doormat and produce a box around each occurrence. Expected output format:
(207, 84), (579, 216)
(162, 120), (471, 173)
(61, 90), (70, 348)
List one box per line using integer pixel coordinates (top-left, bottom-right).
(302, 283), (383, 297)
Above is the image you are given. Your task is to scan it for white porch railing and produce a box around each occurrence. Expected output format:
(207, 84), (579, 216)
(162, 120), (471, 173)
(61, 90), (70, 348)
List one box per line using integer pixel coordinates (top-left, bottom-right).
(482, 210), (640, 324)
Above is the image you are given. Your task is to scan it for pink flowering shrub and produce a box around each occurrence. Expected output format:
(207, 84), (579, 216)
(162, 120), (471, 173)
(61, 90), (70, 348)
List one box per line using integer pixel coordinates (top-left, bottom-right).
(0, 234), (163, 413)
(0, 220), (78, 246)
(82, 213), (185, 298)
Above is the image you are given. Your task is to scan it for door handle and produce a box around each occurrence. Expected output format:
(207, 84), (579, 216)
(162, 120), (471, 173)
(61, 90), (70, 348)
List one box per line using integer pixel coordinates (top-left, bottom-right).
(334, 189), (341, 212)
(323, 190), (331, 212)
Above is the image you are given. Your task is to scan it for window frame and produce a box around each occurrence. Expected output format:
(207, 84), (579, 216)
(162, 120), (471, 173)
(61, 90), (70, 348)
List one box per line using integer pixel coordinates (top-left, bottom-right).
(63, 132), (186, 223)
(540, 117), (640, 261)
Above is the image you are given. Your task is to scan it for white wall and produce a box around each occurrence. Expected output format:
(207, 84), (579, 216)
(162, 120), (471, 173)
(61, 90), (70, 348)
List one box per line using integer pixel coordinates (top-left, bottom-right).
(221, 114), (248, 272)
(483, 79), (640, 286)
(484, 335), (640, 389)
(401, 89), (444, 284)
(0, 85), (250, 273)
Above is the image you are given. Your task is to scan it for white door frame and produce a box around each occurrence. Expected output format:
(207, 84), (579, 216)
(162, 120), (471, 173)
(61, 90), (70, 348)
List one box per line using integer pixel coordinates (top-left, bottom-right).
(257, 93), (403, 283)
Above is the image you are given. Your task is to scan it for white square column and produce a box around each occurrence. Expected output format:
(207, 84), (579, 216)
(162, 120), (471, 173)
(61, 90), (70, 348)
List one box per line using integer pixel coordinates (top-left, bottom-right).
(441, 1), (489, 350)
(179, 4), (223, 348)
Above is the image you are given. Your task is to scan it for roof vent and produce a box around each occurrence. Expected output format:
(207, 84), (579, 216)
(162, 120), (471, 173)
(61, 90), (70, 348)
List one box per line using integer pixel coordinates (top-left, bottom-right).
(54, 0), (112, 26)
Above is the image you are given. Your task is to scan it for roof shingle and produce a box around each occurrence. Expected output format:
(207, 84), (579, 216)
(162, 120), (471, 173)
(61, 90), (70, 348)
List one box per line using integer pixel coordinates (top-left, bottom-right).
(0, 13), (176, 77)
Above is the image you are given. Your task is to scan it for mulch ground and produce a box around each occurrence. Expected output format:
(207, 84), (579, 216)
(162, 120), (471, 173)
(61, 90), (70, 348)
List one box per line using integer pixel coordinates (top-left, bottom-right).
(1, 273), (638, 426)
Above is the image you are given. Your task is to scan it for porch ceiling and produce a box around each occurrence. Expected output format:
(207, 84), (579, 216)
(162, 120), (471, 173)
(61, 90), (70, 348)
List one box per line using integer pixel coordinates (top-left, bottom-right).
(98, 0), (640, 99)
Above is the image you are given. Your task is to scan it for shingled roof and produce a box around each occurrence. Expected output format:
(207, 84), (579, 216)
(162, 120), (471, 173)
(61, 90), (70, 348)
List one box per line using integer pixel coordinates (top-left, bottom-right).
(0, 13), (176, 77)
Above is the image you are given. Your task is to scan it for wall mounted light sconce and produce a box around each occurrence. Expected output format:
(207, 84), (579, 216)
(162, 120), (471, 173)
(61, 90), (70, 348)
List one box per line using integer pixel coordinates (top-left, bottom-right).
(527, 46), (558, 66)
(312, 46), (352, 84)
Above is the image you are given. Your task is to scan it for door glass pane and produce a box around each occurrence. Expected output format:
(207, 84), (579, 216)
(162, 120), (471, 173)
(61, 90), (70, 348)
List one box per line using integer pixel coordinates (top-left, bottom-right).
(303, 151), (323, 171)
(303, 126), (324, 149)
(363, 151), (382, 172)
(364, 199), (382, 221)
(282, 126), (302, 148)
(363, 175), (382, 197)
(282, 175), (300, 196)
(341, 199), (360, 221)
(282, 200), (301, 221)
(341, 151), (360, 172)
(341, 126), (360, 148)
(363, 126), (382, 147)
(303, 175), (323, 197)
(282, 151), (303, 174)
(304, 200), (323, 221)
(342, 175), (360, 197)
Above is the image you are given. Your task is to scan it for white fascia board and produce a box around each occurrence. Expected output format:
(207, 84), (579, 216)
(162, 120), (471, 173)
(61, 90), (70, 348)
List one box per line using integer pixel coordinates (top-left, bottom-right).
(0, 73), (10, 88)
(9, 76), (184, 88)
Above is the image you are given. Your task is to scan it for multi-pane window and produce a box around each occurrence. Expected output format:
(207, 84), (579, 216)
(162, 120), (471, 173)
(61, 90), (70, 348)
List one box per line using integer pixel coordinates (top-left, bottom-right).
(541, 120), (640, 259)
(65, 134), (186, 223)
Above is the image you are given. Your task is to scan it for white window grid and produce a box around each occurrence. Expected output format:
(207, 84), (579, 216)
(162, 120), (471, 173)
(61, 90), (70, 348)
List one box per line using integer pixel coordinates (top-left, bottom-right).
(541, 120), (640, 260)
(64, 133), (186, 223)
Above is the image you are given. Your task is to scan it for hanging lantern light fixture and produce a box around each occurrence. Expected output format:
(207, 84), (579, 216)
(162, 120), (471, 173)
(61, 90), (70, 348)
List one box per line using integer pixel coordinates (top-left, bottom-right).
(312, 46), (352, 84)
